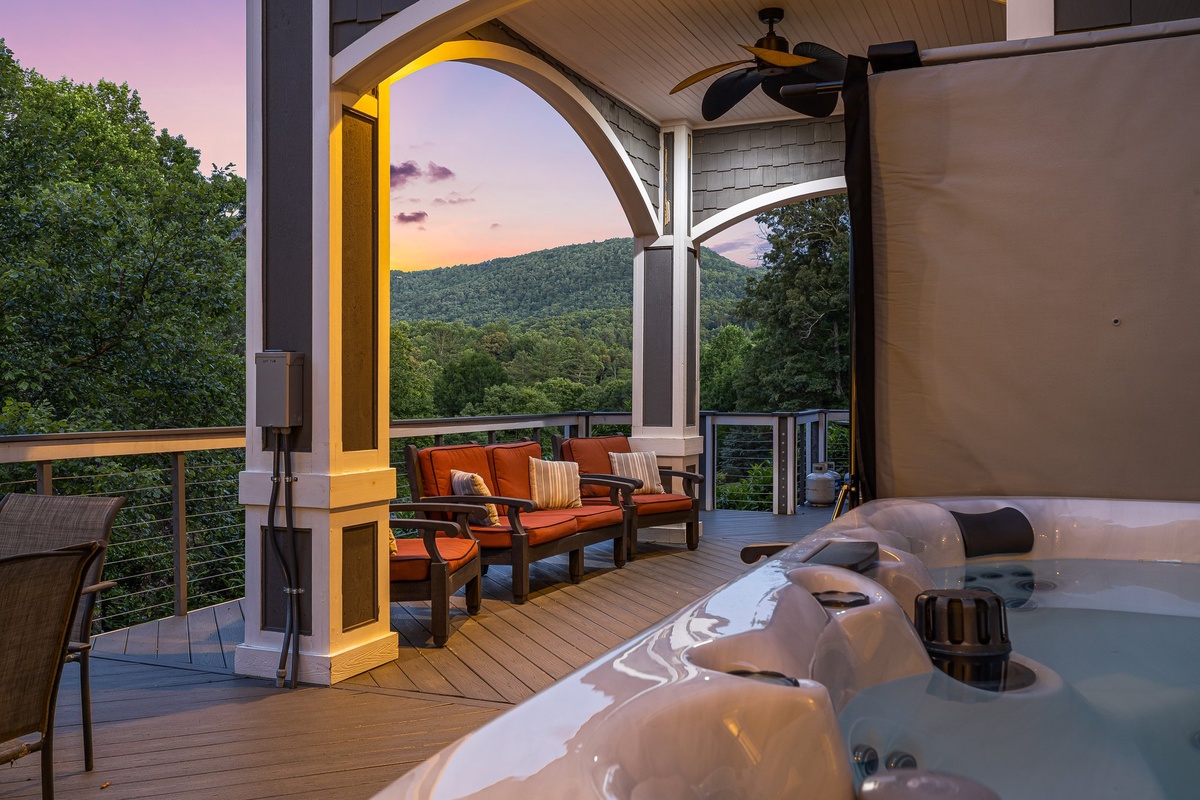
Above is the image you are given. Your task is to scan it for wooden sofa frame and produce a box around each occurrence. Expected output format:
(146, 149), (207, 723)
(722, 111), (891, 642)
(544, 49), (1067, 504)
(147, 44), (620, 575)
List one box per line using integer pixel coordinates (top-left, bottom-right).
(404, 443), (629, 604)
(551, 434), (703, 558)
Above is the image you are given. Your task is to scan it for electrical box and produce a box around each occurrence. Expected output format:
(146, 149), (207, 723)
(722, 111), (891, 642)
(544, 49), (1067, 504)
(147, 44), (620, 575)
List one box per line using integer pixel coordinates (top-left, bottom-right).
(255, 351), (305, 429)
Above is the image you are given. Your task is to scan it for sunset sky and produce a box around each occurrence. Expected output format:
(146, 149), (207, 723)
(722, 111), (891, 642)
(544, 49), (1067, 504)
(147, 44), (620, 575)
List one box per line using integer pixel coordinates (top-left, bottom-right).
(1, 0), (763, 269)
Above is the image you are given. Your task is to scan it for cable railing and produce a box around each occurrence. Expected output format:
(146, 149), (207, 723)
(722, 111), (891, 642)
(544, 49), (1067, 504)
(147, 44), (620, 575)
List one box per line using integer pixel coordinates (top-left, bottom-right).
(0, 410), (845, 632)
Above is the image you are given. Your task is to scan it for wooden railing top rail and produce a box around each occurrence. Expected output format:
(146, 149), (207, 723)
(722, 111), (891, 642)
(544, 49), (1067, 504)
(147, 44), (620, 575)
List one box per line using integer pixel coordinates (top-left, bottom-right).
(0, 410), (846, 465)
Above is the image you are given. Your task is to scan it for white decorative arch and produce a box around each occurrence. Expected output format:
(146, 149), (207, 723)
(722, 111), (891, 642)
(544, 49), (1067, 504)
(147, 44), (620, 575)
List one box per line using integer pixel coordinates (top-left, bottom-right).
(691, 177), (847, 244)
(375, 40), (661, 238)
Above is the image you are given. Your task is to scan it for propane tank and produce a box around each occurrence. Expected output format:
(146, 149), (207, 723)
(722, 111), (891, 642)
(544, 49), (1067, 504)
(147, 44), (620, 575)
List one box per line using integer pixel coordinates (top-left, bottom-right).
(805, 462), (840, 506)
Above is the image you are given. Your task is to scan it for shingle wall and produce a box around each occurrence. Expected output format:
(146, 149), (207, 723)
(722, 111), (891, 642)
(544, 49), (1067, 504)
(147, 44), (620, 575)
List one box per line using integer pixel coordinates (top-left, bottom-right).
(330, 0), (420, 54)
(463, 22), (661, 216)
(691, 118), (845, 223)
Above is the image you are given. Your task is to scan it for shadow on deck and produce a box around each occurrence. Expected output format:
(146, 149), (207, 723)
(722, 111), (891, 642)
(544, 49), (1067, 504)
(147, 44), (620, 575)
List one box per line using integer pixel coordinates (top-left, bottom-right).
(0, 509), (833, 800)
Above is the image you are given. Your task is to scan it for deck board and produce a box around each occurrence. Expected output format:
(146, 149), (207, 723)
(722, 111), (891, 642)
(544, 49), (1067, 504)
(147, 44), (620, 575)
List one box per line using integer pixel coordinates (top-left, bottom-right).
(0, 510), (828, 800)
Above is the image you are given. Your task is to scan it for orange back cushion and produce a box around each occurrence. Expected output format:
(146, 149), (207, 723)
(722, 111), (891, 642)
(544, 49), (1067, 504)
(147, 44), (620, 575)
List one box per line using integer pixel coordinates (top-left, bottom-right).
(486, 441), (544, 500)
(417, 444), (491, 498)
(560, 436), (632, 497)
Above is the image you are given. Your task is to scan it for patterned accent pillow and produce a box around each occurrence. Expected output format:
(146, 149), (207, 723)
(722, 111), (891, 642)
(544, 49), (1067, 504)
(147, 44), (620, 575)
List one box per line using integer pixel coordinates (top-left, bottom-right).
(528, 458), (583, 510)
(609, 450), (664, 494)
(449, 469), (500, 526)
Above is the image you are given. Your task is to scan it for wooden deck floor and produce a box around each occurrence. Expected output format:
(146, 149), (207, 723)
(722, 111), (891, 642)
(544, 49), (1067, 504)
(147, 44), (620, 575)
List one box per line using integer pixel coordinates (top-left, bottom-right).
(0, 509), (833, 800)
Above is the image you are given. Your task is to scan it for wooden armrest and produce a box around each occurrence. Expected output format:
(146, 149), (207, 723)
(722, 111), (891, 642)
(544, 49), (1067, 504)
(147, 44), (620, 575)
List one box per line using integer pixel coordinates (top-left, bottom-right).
(390, 517), (470, 564)
(420, 494), (536, 512)
(580, 474), (636, 504)
(658, 468), (704, 484)
(391, 501), (490, 518)
(580, 475), (636, 489)
(82, 580), (117, 596)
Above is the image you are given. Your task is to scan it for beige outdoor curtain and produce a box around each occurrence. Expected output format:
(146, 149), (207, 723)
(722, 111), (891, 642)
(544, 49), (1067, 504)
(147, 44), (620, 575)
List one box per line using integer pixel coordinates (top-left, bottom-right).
(864, 26), (1200, 500)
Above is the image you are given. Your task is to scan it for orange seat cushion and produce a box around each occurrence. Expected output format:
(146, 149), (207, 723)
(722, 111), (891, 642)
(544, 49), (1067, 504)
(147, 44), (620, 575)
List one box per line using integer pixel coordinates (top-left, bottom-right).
(558, 504), (624, 531)
(560, 436), (631, 497)
(418, 444), (492, 498)
(472, 509), (578, 548)
(630, 493), (694, 515)
(485, 441), (543, 500)
(390, 537), (479, 582)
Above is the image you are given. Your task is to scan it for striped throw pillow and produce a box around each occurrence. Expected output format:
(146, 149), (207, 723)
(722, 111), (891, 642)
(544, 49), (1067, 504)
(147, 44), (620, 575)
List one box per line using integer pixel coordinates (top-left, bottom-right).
(609, 450), (663, 494)
(449, 469), (500, 526)
(528, 458), (583, 510)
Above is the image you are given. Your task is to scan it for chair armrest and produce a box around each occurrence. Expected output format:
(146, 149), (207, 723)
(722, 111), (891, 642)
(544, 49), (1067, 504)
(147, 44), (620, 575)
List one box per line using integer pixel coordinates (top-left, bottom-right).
(81, 580), (117, 596)
(419, 494), (536, 512)
(579, 475), (636, 505)
(391, 501), (490, 518)
(583, 473), (642, 490)
(658, 468), (704, 498)
(390, 517), (468, 564)
(658, 469), (704, 483)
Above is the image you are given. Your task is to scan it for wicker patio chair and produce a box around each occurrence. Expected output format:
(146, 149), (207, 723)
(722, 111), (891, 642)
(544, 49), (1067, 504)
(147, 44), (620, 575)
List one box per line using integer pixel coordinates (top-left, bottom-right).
(0, 542), (104, 800)
(0, 493), (125, 772)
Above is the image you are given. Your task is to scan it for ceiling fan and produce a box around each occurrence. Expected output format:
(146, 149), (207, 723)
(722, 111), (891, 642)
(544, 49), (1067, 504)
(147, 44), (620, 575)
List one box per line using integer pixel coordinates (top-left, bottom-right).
(670, 7), (847, 121)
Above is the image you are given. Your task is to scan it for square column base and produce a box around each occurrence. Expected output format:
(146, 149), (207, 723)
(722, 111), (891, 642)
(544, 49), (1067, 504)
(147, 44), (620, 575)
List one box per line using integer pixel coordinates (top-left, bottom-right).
(235, 630), (398, 686)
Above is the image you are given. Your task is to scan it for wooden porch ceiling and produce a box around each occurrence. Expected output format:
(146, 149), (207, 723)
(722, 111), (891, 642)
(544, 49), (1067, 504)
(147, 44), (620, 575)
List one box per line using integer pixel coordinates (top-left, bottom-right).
(0, 509), (833, 800)
(498, 0), (1006, 126)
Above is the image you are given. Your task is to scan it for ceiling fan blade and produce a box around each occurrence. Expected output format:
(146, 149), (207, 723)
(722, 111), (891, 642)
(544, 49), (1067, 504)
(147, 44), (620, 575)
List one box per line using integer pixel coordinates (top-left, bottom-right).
(702, 68), (764, 121)
(761, 74), (841, 117)
(789, 41), (849, 82)
(738, 44), (816, 68)
(670, 60), (755, 94)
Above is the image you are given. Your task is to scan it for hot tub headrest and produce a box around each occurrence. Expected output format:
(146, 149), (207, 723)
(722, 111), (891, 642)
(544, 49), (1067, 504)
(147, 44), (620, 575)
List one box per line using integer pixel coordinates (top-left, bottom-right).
(949, 507), (1034, 559)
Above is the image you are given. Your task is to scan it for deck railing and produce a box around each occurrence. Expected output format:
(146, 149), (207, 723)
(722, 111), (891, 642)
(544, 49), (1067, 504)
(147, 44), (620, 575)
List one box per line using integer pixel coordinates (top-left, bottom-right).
(0, 410), (845, 631)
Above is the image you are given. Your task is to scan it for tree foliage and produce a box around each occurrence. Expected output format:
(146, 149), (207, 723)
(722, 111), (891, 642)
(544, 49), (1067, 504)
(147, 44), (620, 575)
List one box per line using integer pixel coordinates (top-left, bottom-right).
(723, 196), (850, 411)
(390, 237), (751, 338)
(0, 42), (246, 433)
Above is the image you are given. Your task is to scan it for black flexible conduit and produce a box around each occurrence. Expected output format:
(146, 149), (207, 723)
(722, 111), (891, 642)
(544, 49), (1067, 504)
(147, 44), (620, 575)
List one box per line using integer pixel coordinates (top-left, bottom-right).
(283, 430), (299, 689)
(265, 429), (300, 688)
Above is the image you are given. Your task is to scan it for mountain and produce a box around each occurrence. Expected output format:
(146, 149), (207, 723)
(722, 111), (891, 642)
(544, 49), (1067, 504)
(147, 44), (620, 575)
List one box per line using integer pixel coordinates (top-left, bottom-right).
(389, 238), (752, 331)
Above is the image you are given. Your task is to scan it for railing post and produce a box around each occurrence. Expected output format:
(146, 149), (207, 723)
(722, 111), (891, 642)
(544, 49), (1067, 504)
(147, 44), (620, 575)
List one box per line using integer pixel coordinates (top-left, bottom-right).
(772, 413), (796, 515)
(785, 415), (798, 514)
(171, 452), (188, 617)
(581, 412), (592, 438)
(35, 461), (52, 494)
(817, 410), (829, 464)
(701, 413), (717, 511)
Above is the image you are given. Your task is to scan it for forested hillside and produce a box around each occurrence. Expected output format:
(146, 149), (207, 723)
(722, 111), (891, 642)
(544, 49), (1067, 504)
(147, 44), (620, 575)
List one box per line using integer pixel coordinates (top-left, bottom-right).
(389, 238), (751, 335)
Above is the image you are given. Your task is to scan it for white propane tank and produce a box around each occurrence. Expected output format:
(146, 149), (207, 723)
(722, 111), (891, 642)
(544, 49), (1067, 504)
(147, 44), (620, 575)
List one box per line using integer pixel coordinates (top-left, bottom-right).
(805, 462), (840, 506)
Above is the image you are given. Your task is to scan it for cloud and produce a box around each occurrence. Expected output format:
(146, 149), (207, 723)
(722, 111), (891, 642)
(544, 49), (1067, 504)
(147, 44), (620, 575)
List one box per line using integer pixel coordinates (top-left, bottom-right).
(427, 161), (455, 181)
(490, 223), (502, 230)
(395, 211), (429, 224)
(432, 192), (475, 206)
(390, 160), (422, 187)
(708, 237), (753, 255)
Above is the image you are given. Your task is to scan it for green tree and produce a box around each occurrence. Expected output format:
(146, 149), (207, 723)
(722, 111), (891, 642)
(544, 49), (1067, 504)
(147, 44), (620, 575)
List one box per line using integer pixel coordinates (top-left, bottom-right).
(737, 196), (850, 410)
(700, 324), (751, 411)
(0, 42), (246, 432)
(432, 349), (507, 415)
(389, 323), (438, 419)
(462, 384), (557, 416)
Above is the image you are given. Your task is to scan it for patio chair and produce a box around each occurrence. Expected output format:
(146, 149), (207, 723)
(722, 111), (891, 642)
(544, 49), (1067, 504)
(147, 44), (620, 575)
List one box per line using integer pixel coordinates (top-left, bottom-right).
(552, 434), (703, 558)
(404, 441), (627, 604)
(0, 541), (104, 800)
(0, 493), (125, 772)
(389, 502), (486, 647)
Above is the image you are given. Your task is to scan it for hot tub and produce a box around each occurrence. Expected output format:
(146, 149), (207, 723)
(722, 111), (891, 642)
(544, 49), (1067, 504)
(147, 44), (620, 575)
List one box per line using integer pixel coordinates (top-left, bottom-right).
(376, 497), (1200, 799)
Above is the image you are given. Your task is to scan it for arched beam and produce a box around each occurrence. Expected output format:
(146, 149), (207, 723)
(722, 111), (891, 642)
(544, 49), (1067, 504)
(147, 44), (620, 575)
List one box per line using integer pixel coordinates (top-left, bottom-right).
(383, 40), (660, 238)
(333, 0), (529, 93)
(691, 177), (846, 244)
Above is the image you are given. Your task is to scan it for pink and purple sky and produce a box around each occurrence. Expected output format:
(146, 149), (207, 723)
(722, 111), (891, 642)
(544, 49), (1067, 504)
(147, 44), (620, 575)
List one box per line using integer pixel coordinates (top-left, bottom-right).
(1, 0), (763, 269)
